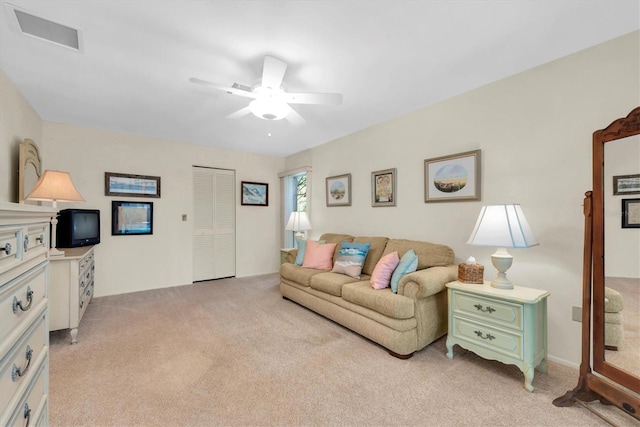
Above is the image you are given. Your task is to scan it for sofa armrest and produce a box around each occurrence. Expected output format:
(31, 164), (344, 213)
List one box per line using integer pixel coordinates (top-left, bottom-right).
(398, 265), (458, 299)
(286, 248), (298, 264)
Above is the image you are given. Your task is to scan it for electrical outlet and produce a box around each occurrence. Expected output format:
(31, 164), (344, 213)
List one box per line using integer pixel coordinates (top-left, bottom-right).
(572, 306), (582, 322)
(182, 214), (187, 221)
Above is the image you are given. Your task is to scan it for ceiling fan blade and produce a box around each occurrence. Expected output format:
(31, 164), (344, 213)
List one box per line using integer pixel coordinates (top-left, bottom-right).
(189, 77), (257, 99)
(226, 105), (252, 119)
(284, 105), (305, 126)
(261, 56), (287, 89)
(282, 92), (343, 106)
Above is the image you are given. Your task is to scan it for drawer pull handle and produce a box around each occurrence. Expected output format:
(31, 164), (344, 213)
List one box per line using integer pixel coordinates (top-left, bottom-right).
(12, 287), (34, 313)
(474, 304), (496, 314)
(11, 345), (33, 381)
(474, 330), (495, 341)
(36, 234), (44, 244)
(23, 402), (31, 427)
(23, 236), (29, 252)
(1, 242), (11, 255)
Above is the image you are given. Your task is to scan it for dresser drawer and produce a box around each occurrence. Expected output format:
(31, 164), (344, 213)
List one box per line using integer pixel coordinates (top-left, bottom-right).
(0, 264), (47, 344)
(24, 224), (48, 261)
(451, 291), (523, 331)
(0, 311), (47, 412)
(451, 316), (523, 360)
(3, 356), (47, 427)
(0, 227), (21, 273)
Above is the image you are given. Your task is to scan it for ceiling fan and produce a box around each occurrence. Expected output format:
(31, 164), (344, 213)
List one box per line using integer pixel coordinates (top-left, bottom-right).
(189, 56), (343, 125)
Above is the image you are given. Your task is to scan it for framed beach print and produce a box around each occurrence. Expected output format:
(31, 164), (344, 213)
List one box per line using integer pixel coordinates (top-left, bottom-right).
(326, 173), (351, 206)
(105, 172), (161, 198)
(112, 201), (153, 235)
(424, 150), (481, 202)
(241, 181), (268, 206)
(613, 174), (640, 195)
(371, 168), (397, 207)
(622, 198), (640, 228)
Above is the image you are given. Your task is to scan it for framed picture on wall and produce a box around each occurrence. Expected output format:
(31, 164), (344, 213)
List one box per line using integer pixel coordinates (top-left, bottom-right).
(105, 172), (161, 198)
(241, 181), (269, 206)
(326, 173), (351, 207)
(371, 168), (396, 207)
(613, 174), (640, 195)
(622, 198), (640, 228)
(112, 201), (153, 235)
(424, 150), (481, 202)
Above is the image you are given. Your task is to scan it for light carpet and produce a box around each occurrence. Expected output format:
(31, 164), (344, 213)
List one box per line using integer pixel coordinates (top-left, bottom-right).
(49, 273), (637, 426)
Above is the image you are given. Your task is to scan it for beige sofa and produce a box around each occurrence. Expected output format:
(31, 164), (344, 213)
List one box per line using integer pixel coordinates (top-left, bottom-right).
(279, 233), (457, 358)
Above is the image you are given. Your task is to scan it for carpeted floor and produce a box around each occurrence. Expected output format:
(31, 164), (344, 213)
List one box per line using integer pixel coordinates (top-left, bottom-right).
(49, 273), (638, 426)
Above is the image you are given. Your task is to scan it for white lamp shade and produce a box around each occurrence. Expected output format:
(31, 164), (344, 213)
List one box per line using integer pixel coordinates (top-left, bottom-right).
(285, 211), (312, 231)
(467, 204), (538, 248)
(26, 170), (85, 203)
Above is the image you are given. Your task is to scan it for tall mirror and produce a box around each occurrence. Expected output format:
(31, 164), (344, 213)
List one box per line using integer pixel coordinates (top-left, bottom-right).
(554, 107), (640, 420)
(18, 138), (42, 203)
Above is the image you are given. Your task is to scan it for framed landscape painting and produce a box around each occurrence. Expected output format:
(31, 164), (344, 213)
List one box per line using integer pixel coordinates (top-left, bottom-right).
(326, 173), (351, 206)
(241, 181), (268, 206)
(424, 150), (481, 202)
(105, 172), (161, 198)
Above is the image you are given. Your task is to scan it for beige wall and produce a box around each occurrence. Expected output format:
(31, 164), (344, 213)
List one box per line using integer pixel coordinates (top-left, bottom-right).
(287, 31), (640, 366)
(0, 69), (43, 202)
(41, 122), (284, 297)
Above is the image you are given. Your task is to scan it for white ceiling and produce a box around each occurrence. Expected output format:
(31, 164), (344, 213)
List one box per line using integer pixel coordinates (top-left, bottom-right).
(1, 1), (638, 157)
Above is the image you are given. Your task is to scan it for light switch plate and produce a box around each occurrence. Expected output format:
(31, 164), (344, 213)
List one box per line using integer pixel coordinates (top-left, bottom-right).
(572, 306), (582, 322)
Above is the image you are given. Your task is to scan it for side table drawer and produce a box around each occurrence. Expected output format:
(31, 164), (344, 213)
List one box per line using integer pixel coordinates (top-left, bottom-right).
(452, 291), (523, 331)
(451, 316), (523, 360)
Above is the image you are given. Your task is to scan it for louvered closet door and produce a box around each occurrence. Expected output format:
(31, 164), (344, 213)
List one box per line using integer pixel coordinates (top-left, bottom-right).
(193, 166), (236, 281)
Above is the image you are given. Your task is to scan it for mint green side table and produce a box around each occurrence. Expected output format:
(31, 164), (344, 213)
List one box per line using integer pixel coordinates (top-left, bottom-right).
(445, 280), (549, 392)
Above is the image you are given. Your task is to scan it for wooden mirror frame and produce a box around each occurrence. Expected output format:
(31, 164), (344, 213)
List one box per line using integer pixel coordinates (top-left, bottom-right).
(18, 138), (42, 203)
(554, 107), (640, 419)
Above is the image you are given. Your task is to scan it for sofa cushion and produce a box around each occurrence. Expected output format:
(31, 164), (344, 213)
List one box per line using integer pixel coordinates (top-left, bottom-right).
(370, 251), (399, 290)
(353, 236), (389, 276)
(310, 272), (363, 297)
(342, 281), (415, 319)
(331, 241), (371, 279)
(382, 239), (454, 270)
(390, 249), (419, 293)
(302, 241), (337, 270)
(319, 233), (355, 262)
(295, 239), (325, 265)
(279, 263), (325, 287)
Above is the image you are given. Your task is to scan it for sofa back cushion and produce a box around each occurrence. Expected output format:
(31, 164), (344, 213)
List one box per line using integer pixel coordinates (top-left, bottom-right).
(382, 239), (454, 270)
(353, 236), (389, 276)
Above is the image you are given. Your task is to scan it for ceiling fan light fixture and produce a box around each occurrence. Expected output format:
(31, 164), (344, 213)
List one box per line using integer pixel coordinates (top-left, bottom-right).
(249, 97), (289, 121)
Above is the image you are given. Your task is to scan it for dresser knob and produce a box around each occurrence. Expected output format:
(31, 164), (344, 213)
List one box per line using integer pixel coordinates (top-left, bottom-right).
(474, 330), (495, 341)
(1, 242), (11, 255)
(23, 235), (29, 252)
(36, 234), (44, 244)
(11, 345), (32, 381)
(23, 402), (31, 426)
(474, 303), (496, 314)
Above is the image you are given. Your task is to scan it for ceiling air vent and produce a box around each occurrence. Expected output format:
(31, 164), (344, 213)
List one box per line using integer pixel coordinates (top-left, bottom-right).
(11, 7), (80, 51)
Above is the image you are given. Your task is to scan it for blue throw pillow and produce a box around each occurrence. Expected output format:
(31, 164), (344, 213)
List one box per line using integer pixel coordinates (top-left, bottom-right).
(331, 241), (371, 279)
(390, 249), (418, 293)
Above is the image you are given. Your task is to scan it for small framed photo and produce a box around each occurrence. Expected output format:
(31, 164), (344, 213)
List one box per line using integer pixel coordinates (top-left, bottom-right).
(241, 181), (268, 206)
(424, 150), (481, 202)
(371, 168), (397, 207)
(326, 173), (351, 207)
(622, 198), (640, 228)
(112, 201), (153, 235)
(613, 174), (640, 195)
(105, 172), (161, 198)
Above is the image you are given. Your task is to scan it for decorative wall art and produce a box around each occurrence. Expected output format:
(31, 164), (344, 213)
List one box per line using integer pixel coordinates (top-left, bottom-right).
(105, 172), (161, 198)
(241, 181), (268, 206)
(424, 150), (481, 202)
(111, 201), (153, 235)
(371, 168), (397, 207)
(622, 198), (640, 228)
(326, 173), (352, 207)
(613, 174), (640, 195)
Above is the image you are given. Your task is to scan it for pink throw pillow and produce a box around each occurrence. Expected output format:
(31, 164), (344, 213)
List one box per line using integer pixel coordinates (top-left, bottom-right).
(370, 251), (400, 290)
(302, 240), (337, 270)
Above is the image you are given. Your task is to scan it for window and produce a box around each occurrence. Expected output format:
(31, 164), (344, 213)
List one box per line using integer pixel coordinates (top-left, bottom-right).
(279, 167), (311, 249)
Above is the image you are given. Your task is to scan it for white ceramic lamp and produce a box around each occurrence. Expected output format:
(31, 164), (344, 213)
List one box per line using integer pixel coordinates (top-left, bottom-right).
(467, 204), (539, 289)
(285, 211), (312, 247)
(26, 170), (85, 257)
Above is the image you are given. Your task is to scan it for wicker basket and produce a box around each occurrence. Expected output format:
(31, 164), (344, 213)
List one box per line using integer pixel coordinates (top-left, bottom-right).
(458, 263), (484, 284)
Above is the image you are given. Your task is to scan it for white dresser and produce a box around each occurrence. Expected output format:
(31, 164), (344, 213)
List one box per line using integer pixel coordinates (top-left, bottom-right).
(445, 280), (549, 392)
(49, 246), (95, 344)
(0, 202), (55, 426)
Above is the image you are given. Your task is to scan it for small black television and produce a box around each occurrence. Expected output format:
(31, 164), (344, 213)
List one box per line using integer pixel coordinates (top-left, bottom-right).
(56, 209), (101, 248)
